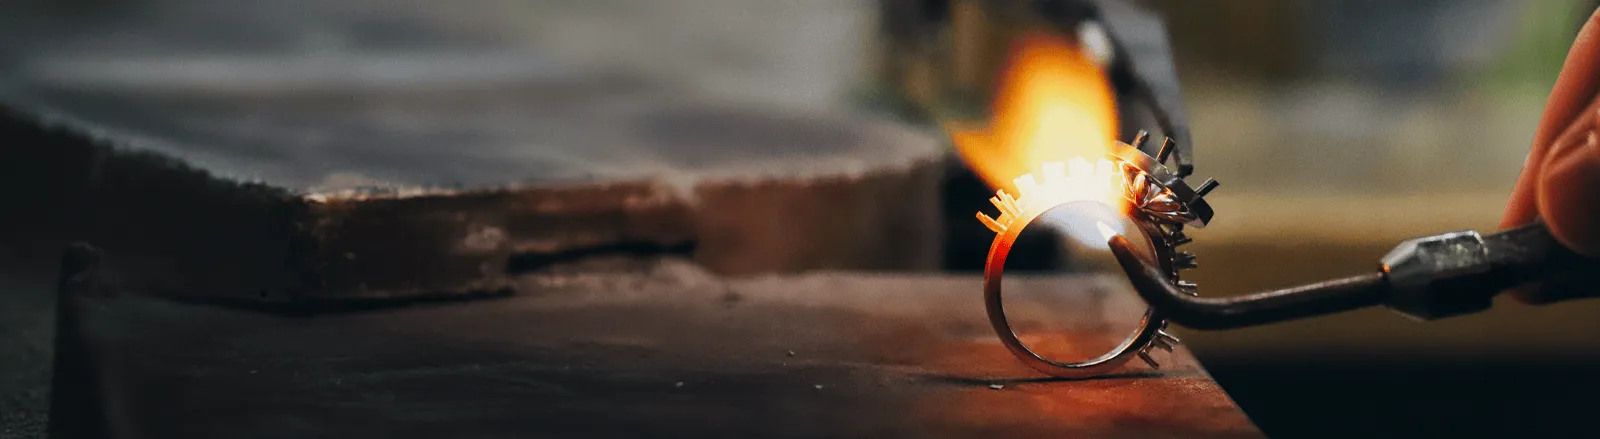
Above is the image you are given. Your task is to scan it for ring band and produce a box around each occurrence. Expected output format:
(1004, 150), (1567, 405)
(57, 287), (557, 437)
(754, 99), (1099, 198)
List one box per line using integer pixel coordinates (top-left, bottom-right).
(982, 204), (1168, 378)
(977, 135), (1212, 378)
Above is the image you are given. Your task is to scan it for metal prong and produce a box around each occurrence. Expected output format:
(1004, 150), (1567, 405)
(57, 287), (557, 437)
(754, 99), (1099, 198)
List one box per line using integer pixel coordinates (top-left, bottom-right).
(1132, 130), (1149, 148)
(1153, 331), (1179, 351)
(1138, 351), (1160, 369)
(1194, 178), (1220, 199)
(976, 212), (1005, 234)
(1174, 252), (1197, 269)
(1155, 138), (1176, 163)
(991, 191), (1021, 218)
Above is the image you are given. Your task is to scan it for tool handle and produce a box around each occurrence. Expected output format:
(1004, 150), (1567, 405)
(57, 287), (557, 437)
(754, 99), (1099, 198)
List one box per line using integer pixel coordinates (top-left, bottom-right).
(1483, 222), (1600, 304)
(1382, 221), (1598, 319)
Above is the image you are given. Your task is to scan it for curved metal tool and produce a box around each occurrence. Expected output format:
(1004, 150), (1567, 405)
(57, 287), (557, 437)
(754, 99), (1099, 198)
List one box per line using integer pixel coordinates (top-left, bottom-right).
(1107, 221), (1600, 330)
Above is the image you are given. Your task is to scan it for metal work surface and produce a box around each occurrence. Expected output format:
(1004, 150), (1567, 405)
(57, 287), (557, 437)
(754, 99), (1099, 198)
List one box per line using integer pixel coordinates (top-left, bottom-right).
(58, 263), (1260, 438)
(0, 0), (929, 194)
(0, 264), (54, 437)
(0, 0), (947, 301)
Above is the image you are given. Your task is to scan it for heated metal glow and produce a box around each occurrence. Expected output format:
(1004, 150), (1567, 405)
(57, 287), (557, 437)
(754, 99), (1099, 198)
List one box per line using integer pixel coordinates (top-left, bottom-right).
(1096, 221), (1117, 240)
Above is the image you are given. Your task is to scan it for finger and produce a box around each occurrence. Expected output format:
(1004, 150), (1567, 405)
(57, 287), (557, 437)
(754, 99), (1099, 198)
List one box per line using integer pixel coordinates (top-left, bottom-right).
(1512, 101), (1600, 304)
(1503, 8), (1600, 228)
(1536, 103), (1600, 256)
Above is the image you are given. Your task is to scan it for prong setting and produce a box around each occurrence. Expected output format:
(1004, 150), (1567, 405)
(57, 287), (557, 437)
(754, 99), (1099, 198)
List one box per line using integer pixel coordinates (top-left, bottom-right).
(978, 134), (1217, 376)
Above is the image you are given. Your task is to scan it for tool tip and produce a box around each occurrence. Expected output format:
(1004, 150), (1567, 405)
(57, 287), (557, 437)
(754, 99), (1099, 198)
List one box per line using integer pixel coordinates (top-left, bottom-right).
(1104, 233), (1138, 271)
(1105, 232), (1183, 309)
(1096, 221), (1118, 240)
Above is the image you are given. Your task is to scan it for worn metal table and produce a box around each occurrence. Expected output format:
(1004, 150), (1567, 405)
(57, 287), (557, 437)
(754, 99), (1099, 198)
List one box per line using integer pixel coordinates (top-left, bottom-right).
(51, 257), (1261, 438)
(0, 1), (1255, 436)
(0, 0), (949, 304)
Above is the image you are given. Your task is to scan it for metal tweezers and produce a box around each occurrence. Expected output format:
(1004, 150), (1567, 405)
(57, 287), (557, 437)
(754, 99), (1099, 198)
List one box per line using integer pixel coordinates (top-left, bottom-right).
(1106, 221), (1600, 330)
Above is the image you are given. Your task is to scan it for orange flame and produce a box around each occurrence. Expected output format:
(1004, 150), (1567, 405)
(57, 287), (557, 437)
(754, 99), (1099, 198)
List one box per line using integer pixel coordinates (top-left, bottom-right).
(950, 32), (1122, 211)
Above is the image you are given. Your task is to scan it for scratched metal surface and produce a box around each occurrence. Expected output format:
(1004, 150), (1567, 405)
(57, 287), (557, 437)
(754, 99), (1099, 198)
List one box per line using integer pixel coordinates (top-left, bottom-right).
(0, 267), (54, 439)
(0, 0), (947, 302)
(0, 0), (926, 196)
(2, 55), (933, 198)
(59, 266), (1260, 438)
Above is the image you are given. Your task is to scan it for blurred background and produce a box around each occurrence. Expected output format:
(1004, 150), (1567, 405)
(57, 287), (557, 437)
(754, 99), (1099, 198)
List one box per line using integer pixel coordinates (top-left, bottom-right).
(5, 0), (1600, 437)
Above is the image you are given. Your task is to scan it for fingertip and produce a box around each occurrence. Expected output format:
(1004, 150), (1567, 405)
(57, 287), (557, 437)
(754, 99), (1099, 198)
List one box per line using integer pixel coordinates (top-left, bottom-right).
(1504, 8), (1600, 229)
(1536, 128), (1600, 256)
(1501, 181), (1540, 228)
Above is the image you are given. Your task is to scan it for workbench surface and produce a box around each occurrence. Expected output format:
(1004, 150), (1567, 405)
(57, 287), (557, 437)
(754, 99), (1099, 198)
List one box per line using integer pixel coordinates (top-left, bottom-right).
(58, 263), (1261, 438)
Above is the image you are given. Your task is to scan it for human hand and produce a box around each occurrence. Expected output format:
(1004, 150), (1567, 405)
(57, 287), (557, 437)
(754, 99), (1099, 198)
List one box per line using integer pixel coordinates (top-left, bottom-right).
(1502, 9), (1600, 303)
(1502, 9), (1600, 258)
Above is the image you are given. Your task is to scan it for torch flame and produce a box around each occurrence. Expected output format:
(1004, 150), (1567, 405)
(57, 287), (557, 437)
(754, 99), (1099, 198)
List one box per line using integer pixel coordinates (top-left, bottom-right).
(950, 31), (1123, 212)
